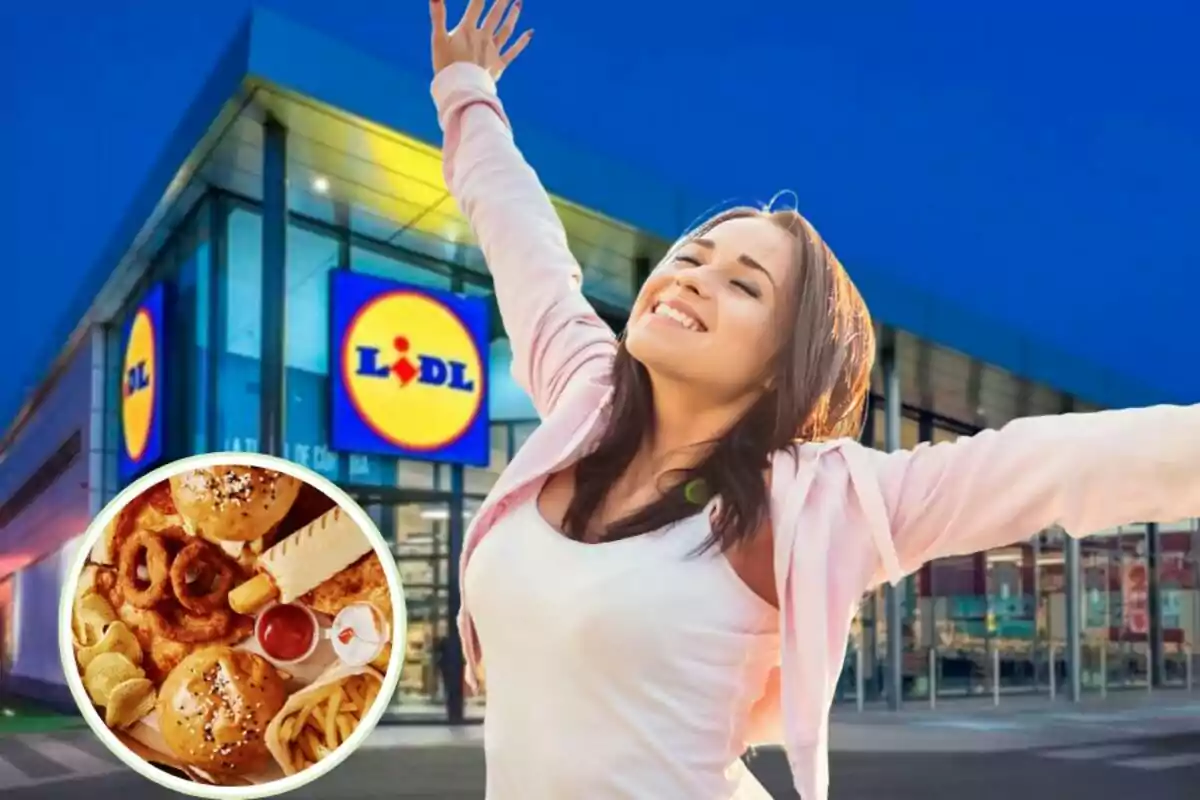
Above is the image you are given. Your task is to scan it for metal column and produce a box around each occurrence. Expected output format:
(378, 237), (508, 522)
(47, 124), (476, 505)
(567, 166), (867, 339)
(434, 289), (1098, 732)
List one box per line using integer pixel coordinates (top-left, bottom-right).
(446, 465), (467, 723)
(446, 272), (468, 724)
(164, 276), (189, 460)
(1066, 536), (1082, 701)
(882, 334), (904, 710)
(259, 115), (288, 457)
(1057, 393), (1082, 702)
(205, 198), (227, 453)
(333, 199), (352, 484)
(1147, 522), (1165, 687)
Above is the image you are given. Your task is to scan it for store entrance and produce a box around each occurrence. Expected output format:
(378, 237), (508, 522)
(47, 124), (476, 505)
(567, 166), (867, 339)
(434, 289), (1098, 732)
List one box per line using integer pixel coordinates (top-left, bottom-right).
(347, 486), (456, 722)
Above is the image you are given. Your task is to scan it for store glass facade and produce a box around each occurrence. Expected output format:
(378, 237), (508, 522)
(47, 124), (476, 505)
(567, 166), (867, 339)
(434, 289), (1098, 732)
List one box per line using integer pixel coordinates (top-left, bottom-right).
(840, 379), (1200, 706)
(55, 104), (1191, 724)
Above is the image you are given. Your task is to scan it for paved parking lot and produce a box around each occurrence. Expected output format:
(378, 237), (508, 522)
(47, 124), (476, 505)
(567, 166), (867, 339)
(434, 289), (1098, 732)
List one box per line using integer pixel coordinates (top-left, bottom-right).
(2, 693), (1198, 798)
(1, 729), (1198, 799)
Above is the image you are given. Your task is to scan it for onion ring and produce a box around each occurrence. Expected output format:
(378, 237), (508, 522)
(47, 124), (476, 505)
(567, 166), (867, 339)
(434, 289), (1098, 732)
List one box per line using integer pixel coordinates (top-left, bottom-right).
(143, 481), (177, 515)
(169, 540), (235, 614)
(108, 484), (181, 560)
(117, 531), (172, 609)
(150, 603), (232, 644)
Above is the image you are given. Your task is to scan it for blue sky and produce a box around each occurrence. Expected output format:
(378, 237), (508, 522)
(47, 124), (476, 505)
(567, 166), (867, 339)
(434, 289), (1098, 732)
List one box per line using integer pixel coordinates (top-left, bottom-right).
(5, 1), (1200, 429)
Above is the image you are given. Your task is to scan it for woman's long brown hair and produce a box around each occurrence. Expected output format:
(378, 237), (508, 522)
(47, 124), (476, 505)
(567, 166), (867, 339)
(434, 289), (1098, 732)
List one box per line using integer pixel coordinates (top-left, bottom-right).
(561, 207), (876, 552)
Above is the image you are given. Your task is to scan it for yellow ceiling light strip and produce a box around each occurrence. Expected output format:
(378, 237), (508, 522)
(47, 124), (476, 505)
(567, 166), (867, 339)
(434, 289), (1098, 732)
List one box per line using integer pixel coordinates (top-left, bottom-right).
(255, 83), (658, 269)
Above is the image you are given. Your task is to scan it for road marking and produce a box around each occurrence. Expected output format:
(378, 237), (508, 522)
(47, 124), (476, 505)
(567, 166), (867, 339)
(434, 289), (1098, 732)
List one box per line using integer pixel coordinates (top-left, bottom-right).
(1041, 743), (1146, 760)
(0, 755), (35, 790)
(1147, 708), (1200, 720)
(0, 736), (127, 791)
(1049, 713), (1129, 724)
(914, 719), (1025, 731)
(1114, 752), (1200, 771)
(24, 735), (118, 776)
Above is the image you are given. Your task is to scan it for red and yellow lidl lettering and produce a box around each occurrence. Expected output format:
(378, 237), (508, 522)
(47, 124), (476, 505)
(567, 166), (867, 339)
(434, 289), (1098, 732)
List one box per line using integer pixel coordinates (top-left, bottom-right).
(341, 291), (483, 451)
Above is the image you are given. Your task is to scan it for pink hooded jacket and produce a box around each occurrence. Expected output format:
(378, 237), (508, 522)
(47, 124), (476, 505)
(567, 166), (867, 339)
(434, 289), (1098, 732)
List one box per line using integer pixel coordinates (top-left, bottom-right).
(431, 62), (1200, 800)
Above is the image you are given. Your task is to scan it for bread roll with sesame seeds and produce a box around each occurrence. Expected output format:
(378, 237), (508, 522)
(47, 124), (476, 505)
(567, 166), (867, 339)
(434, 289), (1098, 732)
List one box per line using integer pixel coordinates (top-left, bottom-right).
(169, 467), (302, 543)
(157, 646), (287, 776)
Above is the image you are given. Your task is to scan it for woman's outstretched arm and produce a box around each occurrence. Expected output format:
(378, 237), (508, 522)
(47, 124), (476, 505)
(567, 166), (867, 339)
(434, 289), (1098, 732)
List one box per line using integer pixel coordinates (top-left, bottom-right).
(430, 0), (616, 418)
(854, 404), (1200, 587)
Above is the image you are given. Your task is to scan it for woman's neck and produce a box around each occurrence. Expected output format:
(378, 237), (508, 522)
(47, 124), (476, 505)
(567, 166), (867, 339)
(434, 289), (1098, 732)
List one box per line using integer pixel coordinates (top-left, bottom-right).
(631, 377), (758, 481)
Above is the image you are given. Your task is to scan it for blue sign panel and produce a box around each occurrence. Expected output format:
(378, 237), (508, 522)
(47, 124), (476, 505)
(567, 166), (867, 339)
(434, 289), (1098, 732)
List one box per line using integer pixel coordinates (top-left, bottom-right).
(329, 271), (491, 467)
(118, 283), (166, 482)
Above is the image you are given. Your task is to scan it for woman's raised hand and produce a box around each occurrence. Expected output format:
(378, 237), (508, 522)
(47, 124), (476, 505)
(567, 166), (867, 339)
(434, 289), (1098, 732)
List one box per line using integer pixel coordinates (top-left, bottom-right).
(430, 0), (533, 81)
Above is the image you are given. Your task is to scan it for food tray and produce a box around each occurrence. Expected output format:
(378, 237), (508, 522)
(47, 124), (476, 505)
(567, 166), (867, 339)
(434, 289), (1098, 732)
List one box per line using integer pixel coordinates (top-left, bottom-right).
(65, 461), (400, 790)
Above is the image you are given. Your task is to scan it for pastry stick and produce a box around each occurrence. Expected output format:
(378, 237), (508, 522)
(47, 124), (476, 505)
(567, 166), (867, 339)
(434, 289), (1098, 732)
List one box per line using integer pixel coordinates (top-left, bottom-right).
(228, 506), (373, 615)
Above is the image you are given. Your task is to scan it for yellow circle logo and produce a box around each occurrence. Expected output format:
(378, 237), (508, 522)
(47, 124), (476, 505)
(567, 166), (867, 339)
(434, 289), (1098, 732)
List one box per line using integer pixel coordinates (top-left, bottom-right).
(121, 308), (157, 462)
(341, 291), (484, 452)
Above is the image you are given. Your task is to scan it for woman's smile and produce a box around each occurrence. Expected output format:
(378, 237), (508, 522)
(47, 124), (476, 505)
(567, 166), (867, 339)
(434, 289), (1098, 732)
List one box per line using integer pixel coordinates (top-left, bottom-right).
(645, 299), (707, 332)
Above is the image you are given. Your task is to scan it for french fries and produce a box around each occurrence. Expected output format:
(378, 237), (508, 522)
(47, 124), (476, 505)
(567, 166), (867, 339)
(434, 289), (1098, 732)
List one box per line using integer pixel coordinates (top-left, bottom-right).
(273, 673), (380, 774)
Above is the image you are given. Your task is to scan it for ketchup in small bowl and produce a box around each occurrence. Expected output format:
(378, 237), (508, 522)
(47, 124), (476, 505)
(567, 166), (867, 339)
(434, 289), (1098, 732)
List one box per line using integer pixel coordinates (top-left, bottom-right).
(255, 603), (318, 664)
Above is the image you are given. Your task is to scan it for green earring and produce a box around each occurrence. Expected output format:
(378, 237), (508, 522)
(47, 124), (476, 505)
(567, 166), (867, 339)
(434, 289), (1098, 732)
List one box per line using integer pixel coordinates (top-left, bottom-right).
(684, 478), (710, 505)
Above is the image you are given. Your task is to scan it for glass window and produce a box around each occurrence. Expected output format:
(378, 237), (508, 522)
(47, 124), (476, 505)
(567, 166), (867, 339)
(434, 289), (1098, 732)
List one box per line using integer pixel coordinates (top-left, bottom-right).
(285, 224), (339, 373)
(488, 338), (538, 422)
(396, 460), (437, 491)
(1079, 525), (1153, 690)
(218, 207), (263, 451)
(463, 280), (508, 343)
(103, 314), (125, 498)
(869, 407), (921, 450)
(464, 281), (539, 424)
(287, 177), (338, 228)
(346, 452), (400, 487)
(464, 425), (510, 494)
(932, 425), (960, 445)
(351, 245), (451, 290)
(283, 223), (341, 480)
(176, 238), (211, 455)
(348, 203), (474, 270)
(194, 241), (211, 449)
(1158, 518), (1197, 686)
(580, 254), (635, 309)
(512, 421), (539, 454)
(225, 208), (263, 359)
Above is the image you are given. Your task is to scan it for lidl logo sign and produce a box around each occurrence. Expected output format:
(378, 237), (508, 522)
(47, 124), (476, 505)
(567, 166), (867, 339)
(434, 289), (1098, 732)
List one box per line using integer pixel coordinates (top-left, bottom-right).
(330, 272), (490, 466)
(119, 283), (166, 481)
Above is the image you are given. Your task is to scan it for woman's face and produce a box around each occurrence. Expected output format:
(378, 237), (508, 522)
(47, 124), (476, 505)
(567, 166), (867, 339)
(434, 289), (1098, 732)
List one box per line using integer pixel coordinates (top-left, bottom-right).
(625, 215), (797, 401)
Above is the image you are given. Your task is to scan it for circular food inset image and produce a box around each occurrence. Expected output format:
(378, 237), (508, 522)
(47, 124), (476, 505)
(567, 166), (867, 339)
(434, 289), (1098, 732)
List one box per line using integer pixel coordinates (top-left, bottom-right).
(59, 452), (407, 799)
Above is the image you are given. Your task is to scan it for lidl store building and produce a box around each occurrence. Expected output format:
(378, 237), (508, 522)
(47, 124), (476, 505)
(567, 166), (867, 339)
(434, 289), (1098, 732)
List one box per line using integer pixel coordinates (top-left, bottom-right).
(1, 10), (1196, 723)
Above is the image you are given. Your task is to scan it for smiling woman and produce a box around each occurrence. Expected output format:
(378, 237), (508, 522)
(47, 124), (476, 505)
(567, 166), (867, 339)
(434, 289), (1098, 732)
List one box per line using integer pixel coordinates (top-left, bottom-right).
(569, 205), (873, 551)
